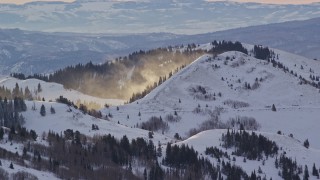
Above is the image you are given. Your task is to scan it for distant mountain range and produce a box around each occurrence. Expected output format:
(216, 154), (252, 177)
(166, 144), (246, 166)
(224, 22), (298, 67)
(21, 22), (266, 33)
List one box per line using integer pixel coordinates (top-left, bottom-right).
(0, 17), (319, 75)
(0, 0), (319, 34)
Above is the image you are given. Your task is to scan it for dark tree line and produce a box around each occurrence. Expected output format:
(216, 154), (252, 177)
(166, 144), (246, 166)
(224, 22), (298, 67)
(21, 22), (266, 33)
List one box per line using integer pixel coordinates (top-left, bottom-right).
(211, 41), (248, 55)
(205, 146), (229, 160)
(222, 129), (278, 160)
(163, 143), (256, 180)
(0, 83), (34, 101)
(253, 45), (275, 60)
(221, 160), (250, 180)
(275, 154), (302, 180)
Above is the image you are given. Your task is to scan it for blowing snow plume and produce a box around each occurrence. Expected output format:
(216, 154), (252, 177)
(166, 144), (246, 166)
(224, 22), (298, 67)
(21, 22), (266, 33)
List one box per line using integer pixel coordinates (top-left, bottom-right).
(12, 41), (248, 101)
(19, 44), (205, 100)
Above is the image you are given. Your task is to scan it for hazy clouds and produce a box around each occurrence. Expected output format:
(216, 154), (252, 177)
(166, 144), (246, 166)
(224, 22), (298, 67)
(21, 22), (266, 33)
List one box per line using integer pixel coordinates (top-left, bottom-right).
(206, 0), (319, 4)
(0, 0), (75, 5)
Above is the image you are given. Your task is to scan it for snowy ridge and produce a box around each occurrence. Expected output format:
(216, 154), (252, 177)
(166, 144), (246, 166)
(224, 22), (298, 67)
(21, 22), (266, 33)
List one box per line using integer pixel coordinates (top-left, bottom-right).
(103, 45), (320, 150)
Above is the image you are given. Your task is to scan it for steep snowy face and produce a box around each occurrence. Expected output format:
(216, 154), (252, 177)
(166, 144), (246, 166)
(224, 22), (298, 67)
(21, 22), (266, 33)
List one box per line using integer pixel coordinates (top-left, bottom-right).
(137, 49), (320, 108)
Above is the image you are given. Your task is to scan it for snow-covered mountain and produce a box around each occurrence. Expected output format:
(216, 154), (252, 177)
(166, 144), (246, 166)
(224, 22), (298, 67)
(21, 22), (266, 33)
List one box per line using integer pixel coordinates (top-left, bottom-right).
(102, 45), (320, 149)
(95, 44), (320, 178)
(0, 43), (320, 179)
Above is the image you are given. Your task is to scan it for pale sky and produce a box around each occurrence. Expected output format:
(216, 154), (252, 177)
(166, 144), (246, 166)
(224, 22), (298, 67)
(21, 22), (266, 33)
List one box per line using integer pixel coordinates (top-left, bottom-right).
(0, 0), (75, 5)
(207, 0), (320, 4)
(0, 0), (319, 5)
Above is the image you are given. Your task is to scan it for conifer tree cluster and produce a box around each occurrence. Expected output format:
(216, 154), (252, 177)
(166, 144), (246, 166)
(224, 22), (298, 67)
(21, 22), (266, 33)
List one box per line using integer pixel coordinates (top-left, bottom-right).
(253, 45), (275, 60)
(275, 154), (303, 180)
(0, 96), (26, 129)
(205, 146), (229, 159)
(0, 83), (34, 101)
(222, 129), (278, 160)
(163, 143), (254, 180)
(210, 41), (248, 55)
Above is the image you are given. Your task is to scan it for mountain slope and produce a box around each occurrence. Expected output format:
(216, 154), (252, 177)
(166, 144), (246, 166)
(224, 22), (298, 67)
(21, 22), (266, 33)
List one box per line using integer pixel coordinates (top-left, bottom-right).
(0, 45), (319, 179)
(102, 44), (320, 150)
(174, 129), (320, 179)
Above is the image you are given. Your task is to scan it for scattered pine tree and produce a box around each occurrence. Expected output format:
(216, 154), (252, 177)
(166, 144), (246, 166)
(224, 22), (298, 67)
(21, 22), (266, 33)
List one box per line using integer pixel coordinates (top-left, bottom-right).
(40, 104), (46, 116)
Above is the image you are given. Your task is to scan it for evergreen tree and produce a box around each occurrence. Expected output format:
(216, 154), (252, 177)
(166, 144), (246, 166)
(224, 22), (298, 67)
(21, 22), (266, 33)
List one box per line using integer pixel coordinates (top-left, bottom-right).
(250, 170), (257, 180)
(74, 131), (81, 145)
(0, 128), (3, 140)
(304, 165), (309, 180)
(9, 162), (14, 169)
(148, 131), (153, 139)
(143, 168), (147, 180)
(50, 106), (56, 114)
(271, 104), (276, 112)
(275, 157), (279, 169)
(304, 139), (310, 148)
(24, 86), (32, 100)
(174, 133), (180, 140)
(13, 83), (20, 97)
(30, 130), (37, 141)
(37, 83), (42, 92)
(149, 161), (164, 180)
(40, 104), (46, 116)
(157, 141), (162, 157)
(23, 147), (27, 156)
(32, 102), (36, 111)
(312, 163), (319, 177)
